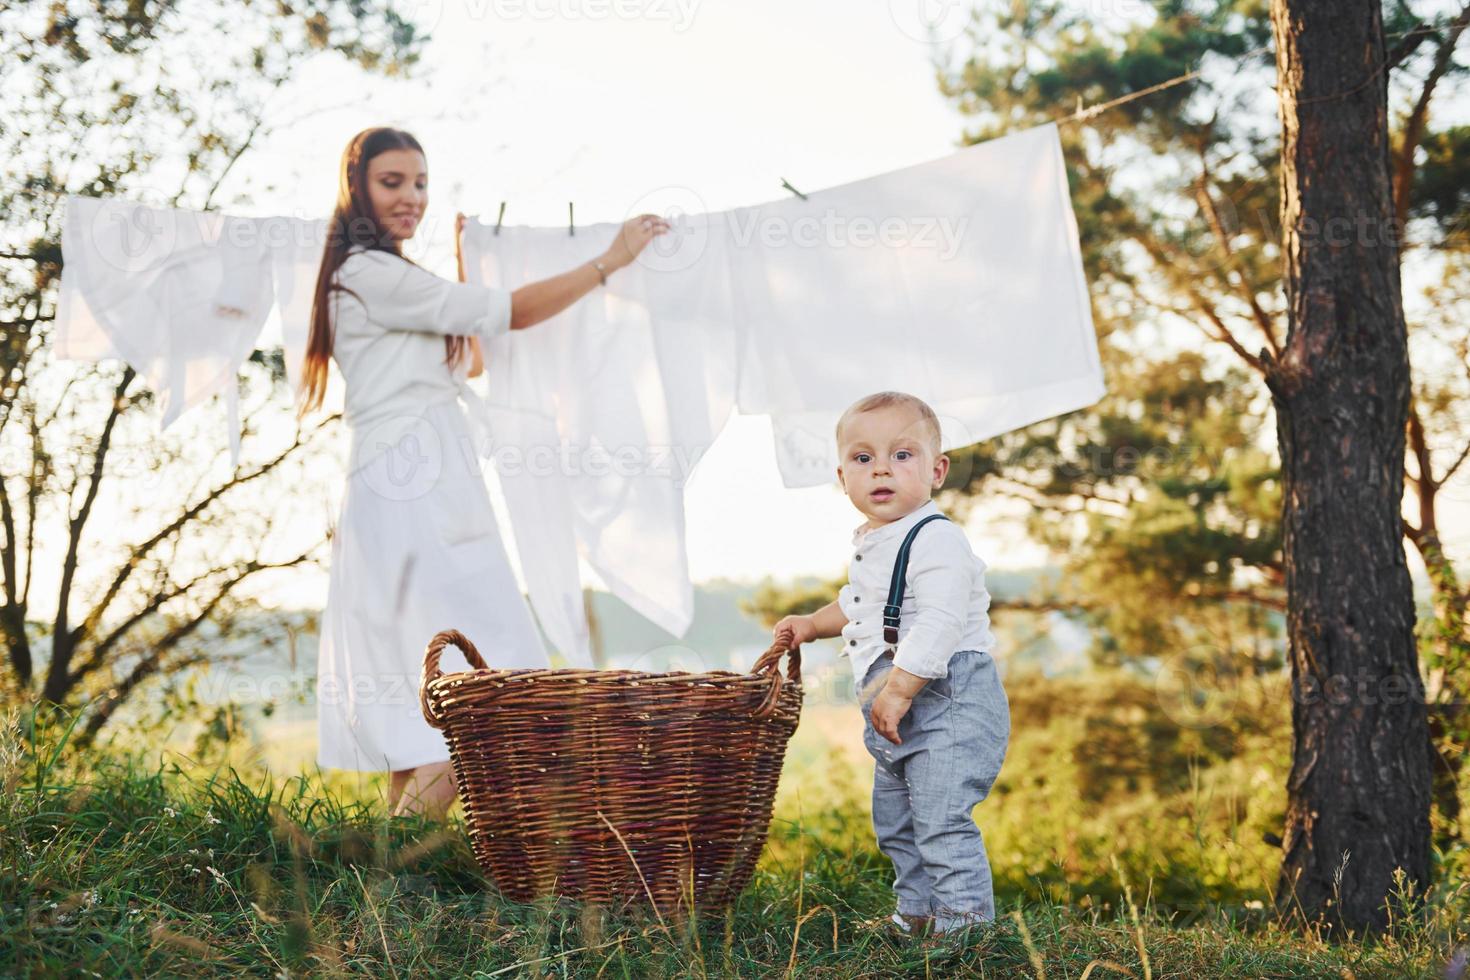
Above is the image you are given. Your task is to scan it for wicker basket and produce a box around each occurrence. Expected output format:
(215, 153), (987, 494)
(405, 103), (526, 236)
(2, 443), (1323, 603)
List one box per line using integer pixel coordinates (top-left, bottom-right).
(419, 629), (803, 912)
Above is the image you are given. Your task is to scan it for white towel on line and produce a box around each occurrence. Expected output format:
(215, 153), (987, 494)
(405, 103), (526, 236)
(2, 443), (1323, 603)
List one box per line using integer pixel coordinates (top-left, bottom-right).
(456, 121), (1102, 661)
(57, 198), (331, 466)
(55, 120), (1104, 666)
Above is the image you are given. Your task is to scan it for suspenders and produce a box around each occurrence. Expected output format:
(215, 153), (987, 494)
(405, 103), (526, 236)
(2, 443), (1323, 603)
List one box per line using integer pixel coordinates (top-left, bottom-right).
(882, 513), (951, 646)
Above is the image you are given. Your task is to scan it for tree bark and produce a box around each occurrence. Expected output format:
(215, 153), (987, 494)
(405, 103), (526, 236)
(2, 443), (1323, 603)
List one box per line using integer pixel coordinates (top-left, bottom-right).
(1266, 0), (1431, 936)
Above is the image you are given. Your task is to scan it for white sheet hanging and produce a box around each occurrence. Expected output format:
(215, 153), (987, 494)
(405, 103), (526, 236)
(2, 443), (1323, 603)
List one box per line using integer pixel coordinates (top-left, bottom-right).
(57, 199), (329, 465)
(457, 215), (740, 660)
(55, 120), (1104, 667)
(57, 197), (284, 463)
(732, 122), (1102, 485)
(457, 121), (1103, 662)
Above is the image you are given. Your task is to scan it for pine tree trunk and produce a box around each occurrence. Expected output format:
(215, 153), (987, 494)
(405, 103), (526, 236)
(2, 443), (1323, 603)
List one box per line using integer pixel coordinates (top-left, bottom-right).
(1267, 0), (1431, 935)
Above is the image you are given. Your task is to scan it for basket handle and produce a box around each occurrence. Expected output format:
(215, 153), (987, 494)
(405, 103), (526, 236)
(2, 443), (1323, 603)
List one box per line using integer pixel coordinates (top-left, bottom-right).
(419, 629), (488, 729)
(750, 639), (803, 720)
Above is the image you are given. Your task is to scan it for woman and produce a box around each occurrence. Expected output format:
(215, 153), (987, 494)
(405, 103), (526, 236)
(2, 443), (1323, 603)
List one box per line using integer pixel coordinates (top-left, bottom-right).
(296, 127), (668, 817)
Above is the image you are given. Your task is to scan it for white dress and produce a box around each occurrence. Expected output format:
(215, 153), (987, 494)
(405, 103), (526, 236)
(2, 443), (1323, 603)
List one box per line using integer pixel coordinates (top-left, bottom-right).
(315, 245), (550, 772)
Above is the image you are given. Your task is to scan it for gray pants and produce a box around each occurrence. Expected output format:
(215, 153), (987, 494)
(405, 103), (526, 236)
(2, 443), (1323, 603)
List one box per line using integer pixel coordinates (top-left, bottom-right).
(857, 649), (1011, 932)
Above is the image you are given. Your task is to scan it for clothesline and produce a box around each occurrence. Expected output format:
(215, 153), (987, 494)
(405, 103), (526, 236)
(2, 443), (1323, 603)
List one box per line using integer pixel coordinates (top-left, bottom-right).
(36, 19), (1449, 669)
(5, 17), (1447, 280)
(54, 120), (1105, 666)
(453, 121), (1102, 662)
(1053, 21), (1454, 126)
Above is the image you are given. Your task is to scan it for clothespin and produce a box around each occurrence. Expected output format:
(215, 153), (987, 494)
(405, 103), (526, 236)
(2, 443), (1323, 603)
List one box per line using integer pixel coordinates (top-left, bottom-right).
(1071, 94), (1102, 122)
(494, 201), (505, 235)
(568, 201), (575, 236)
(780, 177), (807, 201)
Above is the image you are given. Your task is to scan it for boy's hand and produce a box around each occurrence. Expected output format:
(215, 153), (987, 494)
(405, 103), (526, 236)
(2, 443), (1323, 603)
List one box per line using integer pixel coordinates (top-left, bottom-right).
(870, 686), (913, 745)
(870, 668), (931, 744)
(773, 614), (818, 649)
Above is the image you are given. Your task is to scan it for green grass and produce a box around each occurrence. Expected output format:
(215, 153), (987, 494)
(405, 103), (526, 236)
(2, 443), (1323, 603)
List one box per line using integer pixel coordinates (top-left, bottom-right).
(5, 675), (1469, 977)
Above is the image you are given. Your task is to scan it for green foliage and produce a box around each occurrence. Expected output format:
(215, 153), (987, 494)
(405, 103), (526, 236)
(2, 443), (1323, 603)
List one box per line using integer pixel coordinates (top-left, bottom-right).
(1416, 126), (1470, 243)
(5, 671), (1468, 975)
(0, 0), (440, 749)
(930, 2), (1299, 674)
(925, 0), (1470, 688)
(739, 575), (847, 629)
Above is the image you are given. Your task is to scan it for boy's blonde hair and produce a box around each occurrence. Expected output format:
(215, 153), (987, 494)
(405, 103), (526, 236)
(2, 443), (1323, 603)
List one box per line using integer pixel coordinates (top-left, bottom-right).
(835, 391), (943, 456)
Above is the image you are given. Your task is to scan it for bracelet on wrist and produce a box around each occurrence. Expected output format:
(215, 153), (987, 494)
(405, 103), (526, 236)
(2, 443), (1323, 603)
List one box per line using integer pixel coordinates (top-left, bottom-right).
(593, 259), (608, 286)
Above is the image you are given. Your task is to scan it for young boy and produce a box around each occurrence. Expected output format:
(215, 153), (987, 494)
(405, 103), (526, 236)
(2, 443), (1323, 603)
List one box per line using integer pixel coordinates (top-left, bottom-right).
(774, 391), (1010, 938)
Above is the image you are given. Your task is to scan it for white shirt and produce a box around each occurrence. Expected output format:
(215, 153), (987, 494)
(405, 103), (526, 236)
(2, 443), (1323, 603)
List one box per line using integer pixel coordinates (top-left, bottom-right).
(56, 121), (1102, 668)
(836, 499), (997, 682)
(456, 122), (1098, 664)
(331, 244), (513, 473)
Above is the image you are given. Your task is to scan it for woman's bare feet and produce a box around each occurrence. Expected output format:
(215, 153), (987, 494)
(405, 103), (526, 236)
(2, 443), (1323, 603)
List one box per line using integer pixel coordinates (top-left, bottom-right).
(388, 761), (458, 819)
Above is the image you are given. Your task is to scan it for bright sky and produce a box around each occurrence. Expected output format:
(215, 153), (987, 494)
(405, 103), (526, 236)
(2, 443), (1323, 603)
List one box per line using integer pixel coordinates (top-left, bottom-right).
(206, 0), (1053, 606)
(38, 0), (1470, 615)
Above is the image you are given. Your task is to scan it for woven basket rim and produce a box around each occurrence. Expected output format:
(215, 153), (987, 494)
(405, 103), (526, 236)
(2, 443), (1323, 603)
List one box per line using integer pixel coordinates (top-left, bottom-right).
(416, 630), (806, 912)
(427, 666), (778, 684)
(420, 629), (804, 730)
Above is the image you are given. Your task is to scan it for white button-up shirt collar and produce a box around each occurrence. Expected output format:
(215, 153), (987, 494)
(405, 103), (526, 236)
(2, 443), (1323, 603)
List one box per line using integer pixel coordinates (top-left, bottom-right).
(852, 498), (942, 549)
(837, 499), (997, 685)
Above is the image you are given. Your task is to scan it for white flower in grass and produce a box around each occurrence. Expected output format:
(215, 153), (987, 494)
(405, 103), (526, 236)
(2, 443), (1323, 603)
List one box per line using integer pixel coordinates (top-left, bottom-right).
(205, 810), (221, 826)
(163, 806), (178, 818)
(206, 866), (229, 887)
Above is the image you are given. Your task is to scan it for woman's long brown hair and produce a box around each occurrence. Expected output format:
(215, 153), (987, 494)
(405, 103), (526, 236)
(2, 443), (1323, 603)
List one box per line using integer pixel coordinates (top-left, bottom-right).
(295, 127), (471, 418)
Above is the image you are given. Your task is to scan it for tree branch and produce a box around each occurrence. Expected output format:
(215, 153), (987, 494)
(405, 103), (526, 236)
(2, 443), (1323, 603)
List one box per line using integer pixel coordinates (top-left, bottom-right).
(67, 551), (318, 687)
(1142, 236), (1269, 376)
(199, 73), (290, 212)
(43, 366), (135, 702)
(1407, 397), (1438, 494)
(22, 406), (41, 609)
(1181, 290), (1270, 376)
(70, 412), (335, 653)
(1194, 174), (1282, 358)
(1392, 2), (1470, 231)
(989, 472), (1133, 517)
(70, 546), (317, 747)
(1440, 437), (1470, 486)
(0, 463), (29, 688)
(1386, 4), (1470, 70)
(1209, 588), (1288, 612)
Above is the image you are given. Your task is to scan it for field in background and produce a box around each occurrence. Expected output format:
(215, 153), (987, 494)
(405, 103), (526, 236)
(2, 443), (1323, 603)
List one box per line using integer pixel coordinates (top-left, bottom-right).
(8, 668), (1469, 975)
(103, 668), (1463, 915)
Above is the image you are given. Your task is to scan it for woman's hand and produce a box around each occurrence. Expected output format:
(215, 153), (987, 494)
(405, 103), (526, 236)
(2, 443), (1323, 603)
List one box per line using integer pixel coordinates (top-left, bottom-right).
(772, 614), (818, 650)
(603, 213), (671, 271)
